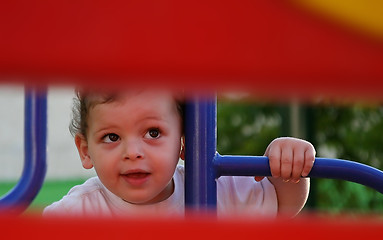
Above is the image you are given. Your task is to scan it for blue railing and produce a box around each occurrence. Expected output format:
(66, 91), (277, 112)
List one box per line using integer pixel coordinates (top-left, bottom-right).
(1, 91), (383, 213)
(184, 95), (383, 211)
(0, 88), (47, 213)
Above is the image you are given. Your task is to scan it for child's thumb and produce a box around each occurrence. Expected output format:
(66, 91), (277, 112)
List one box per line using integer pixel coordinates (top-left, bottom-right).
(254, 176), (265, 182)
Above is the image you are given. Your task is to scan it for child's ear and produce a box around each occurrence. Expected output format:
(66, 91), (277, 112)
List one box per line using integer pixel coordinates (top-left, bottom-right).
(75, 134), (93, 169)
(179, 136), (185, 161)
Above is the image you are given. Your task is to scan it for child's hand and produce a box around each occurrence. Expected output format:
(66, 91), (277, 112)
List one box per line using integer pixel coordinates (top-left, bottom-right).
(255, 137), (316, 183)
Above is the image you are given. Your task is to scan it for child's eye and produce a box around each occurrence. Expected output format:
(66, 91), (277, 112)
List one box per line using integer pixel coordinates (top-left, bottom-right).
(145, 128), (161, 139)
(103, 133), (120, 143)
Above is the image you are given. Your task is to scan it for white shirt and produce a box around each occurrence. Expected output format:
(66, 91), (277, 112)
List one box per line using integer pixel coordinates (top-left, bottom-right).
(43, 165), (277, 218)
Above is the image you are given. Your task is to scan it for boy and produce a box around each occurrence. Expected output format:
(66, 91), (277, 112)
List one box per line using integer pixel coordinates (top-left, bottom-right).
(43, 90), (315, 218)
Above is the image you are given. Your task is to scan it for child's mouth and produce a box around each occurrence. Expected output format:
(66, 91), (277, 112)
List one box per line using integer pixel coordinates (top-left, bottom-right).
(121, 170), (150, 186)
(126, 172), (150, 178)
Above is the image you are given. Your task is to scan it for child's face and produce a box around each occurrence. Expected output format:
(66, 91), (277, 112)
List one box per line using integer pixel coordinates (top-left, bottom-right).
(75, 91), (183, 204)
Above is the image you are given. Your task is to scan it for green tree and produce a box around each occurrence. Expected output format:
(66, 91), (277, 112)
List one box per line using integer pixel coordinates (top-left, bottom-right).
(313, 104), (383, 213)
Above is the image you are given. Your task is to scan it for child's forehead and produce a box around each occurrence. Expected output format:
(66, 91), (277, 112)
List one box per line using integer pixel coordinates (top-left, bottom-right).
(92, 90), (178, 112)
(87, 90), (175, 104)
(117, 90), (177, 105)
(87, 91), (182, 128)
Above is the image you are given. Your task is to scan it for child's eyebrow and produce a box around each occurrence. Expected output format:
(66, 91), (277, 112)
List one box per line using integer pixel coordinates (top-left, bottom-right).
(139, 115), (165, 121)
(93, 125), (119, 135)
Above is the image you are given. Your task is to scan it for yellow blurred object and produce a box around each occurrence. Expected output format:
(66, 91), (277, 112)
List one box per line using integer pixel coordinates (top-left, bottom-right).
(291, 0), (383, 39)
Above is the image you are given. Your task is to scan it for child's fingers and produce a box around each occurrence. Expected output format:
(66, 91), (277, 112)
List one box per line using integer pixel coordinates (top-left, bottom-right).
(302, 147), (316, 177)
(266, 144), (281, 178)
(280, 147), (293, 181)
(265, 137), (316, 182)
(291, 149), (305, 183)
(254, 176), (265, 182)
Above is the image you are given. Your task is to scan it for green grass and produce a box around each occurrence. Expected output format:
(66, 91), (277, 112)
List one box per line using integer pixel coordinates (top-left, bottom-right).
(0, 179), (86, 214)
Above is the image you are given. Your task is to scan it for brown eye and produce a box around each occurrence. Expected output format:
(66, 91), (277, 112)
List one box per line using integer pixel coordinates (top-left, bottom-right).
(146, 128), (160, 139)
(103, 133), (120, 143)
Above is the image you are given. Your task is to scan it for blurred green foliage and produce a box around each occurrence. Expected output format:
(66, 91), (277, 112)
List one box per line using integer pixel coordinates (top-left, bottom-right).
(314, 104), (383, 213)
(217, 99), (383, 214)
(217, 102), (281, 156)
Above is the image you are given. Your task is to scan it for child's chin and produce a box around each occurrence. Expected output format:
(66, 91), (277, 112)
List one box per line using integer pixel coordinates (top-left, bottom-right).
(121, 195), (154, 205)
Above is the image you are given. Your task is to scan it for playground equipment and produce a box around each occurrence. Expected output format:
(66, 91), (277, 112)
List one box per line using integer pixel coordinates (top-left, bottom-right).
(0, 88), (47, 213)
(184, 95), (383, 211)
(1, 91), (383, 213)
(1, 2), (383, 239)
(1, 0), (383, 218)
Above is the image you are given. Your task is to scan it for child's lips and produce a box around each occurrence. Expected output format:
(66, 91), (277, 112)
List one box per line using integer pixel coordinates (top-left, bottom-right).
(121, 170), (151, 186)
(126, 172), (150, 178)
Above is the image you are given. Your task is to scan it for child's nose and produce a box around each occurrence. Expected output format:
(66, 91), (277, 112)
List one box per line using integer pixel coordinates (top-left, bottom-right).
(123, 140), (143, 160)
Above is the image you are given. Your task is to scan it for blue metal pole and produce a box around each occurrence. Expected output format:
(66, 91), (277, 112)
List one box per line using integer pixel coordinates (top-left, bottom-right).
(215, 155), (383, 194)
(184, 96), (383, 215)
(0, 88), (47, 213)
(184, 95), (218, 212)
(1, 90), (381, 215)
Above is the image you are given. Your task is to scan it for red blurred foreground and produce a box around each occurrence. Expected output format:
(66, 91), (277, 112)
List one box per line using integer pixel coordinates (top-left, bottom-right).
(1, 213), (383, 240)
(0, 0), (382, 101)
(1, 1), (383, 238)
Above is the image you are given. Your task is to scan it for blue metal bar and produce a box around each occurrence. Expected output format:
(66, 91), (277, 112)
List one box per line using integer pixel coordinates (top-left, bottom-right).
(0, 88), (47, 213)
(214, 154), (271, 177)
(184, 95), (217, 212)
(215, 155), (383, 194)
(185, 97), (383, 213)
